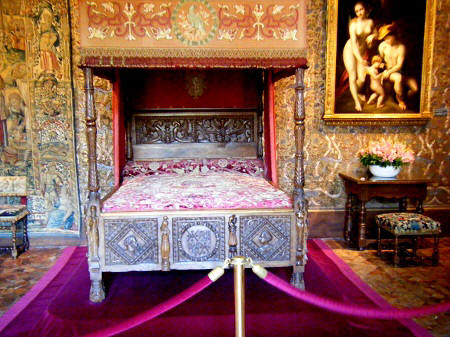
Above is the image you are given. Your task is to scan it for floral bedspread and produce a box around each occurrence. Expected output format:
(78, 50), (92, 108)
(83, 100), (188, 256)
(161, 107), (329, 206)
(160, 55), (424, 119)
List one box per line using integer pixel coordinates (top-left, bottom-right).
(122, 158), (265, 180)
(102, 172), (292, 212)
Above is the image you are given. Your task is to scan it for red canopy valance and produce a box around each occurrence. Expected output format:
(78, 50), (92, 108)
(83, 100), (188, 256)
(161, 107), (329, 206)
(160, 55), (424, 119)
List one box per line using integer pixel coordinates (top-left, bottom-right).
(78, 0), (308, 69)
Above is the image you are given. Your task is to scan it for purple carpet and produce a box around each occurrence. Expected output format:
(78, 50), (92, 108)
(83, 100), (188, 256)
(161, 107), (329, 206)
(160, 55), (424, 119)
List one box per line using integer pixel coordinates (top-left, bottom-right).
(0, 240), (431, 337)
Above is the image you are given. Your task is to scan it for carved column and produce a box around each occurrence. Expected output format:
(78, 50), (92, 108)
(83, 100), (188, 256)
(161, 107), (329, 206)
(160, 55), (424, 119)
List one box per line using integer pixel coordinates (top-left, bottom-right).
(84, 67), (105, 302)
(291, 67), (309, 289)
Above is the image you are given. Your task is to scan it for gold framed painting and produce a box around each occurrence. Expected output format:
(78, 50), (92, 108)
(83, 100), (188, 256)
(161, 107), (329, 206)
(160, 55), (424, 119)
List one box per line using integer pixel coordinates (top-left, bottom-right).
(324, 0), (436, 125)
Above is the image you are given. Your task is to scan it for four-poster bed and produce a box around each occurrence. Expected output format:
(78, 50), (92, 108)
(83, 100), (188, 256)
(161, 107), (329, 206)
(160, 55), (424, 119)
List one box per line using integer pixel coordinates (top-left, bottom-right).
(79, 0), (309, 302)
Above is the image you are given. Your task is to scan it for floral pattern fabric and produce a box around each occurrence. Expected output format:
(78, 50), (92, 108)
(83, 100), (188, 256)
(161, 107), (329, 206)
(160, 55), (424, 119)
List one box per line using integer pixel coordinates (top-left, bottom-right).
(122, 158), (265, 180)
(102, 172), (292, 212)
(375, 213), (441, 235)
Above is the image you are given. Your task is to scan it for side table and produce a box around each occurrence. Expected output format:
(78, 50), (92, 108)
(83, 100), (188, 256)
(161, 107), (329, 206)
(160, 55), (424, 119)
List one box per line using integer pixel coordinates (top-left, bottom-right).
(0, 205), (29, 258)
(339, 171), (431, 250)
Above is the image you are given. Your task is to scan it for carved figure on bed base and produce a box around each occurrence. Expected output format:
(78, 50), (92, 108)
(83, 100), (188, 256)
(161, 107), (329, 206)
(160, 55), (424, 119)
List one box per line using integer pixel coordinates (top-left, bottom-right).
(291, 188), (309, 289)
(228, 215), (238, 258)
(161, 216), (170, 271)
(86, 205), (105, 302)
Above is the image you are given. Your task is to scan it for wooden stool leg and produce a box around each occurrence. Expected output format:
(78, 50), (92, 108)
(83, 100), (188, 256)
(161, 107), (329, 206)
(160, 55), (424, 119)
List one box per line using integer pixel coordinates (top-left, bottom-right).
(432, 235), (440, 266)
(393, 236), (400, 267)
(11, 222), (18, 259)
(24, 216), (29, 251)
(412, 236), (418, 257)
(377, 226), (381, 256)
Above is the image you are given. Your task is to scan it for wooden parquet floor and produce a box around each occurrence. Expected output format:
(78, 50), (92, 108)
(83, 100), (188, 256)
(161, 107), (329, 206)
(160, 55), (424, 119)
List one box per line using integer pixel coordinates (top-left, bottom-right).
(0, 239), (449, 336)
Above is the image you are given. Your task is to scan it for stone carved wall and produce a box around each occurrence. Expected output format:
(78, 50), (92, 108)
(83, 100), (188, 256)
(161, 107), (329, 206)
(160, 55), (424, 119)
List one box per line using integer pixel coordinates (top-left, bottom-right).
(275, 0), (450, 210)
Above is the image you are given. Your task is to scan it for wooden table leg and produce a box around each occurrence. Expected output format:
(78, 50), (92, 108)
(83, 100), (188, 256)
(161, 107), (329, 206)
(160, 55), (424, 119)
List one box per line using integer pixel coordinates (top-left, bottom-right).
(399, 197), (407, 212)
(416, 199), (424, 214)
(343, 193), (353, 244)
(358, 200), (367, 250)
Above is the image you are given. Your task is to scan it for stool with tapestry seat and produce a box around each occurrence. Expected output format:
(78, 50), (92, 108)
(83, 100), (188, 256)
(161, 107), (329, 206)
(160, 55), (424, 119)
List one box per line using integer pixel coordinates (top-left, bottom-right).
(375, 212), (441, 267)
(0, 176), (29, 259)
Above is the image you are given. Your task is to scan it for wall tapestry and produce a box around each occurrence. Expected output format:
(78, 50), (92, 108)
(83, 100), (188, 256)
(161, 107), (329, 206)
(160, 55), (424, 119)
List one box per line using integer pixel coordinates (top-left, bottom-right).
(0, 0), (81, 235)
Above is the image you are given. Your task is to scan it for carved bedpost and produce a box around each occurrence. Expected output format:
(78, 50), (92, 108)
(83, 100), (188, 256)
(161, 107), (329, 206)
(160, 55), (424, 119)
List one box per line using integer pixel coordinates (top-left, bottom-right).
(84, 67), (105, 302)
(161, 216), (170, 271)
(291, 67), (309, 289)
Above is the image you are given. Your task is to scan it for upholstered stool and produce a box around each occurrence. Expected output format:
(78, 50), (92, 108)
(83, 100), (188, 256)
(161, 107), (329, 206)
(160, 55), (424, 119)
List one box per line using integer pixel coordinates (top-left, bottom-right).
(0, 176), (29, 258)
(375, 213), (441, 267)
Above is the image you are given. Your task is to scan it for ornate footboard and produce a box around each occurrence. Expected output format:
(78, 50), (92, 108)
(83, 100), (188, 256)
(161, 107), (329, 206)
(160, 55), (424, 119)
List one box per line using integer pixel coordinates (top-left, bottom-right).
(98, 210), (295, 275)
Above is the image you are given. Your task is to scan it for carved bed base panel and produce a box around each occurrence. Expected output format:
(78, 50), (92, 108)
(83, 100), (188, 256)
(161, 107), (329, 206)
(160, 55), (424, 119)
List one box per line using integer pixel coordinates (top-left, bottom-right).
(98, 210), (296, 274)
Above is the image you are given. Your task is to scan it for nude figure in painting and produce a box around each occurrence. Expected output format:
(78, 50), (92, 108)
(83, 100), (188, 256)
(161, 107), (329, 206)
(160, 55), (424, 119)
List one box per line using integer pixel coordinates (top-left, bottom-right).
(378, 24), (418, 110)
(365, 55), (385, 108)
(342, 2), (377, 111)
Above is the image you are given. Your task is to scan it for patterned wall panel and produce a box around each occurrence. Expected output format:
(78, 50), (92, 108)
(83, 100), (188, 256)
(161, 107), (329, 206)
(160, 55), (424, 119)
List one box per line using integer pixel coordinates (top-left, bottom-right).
(275, 0), (450, 210)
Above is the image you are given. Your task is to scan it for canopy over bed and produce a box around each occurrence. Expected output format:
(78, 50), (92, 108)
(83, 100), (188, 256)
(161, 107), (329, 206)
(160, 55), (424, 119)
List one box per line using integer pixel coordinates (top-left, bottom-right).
(79, 0), (309, 303)
(78, 0), (307, 69)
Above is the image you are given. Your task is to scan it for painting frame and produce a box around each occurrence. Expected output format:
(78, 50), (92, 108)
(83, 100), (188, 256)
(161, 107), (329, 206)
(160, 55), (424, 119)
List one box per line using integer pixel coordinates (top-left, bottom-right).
(324, 0), (436, 126)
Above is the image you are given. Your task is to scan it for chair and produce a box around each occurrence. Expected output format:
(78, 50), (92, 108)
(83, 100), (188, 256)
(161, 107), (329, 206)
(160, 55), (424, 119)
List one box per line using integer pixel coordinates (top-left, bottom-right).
(0, 176), (29, 258)
(375, 212), (441, 267)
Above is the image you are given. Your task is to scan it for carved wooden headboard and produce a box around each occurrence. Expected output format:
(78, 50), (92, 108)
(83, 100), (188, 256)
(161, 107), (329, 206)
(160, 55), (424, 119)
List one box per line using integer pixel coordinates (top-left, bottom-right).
(129, 109), (260, 160)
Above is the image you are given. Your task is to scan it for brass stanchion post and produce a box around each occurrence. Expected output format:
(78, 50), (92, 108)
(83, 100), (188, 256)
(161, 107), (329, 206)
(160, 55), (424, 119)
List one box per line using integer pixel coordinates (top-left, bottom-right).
(232, 256), (246, 337)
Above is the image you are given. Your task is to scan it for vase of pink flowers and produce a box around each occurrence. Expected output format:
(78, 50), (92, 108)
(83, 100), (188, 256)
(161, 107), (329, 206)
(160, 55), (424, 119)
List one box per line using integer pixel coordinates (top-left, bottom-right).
(359, 140), (415, 178)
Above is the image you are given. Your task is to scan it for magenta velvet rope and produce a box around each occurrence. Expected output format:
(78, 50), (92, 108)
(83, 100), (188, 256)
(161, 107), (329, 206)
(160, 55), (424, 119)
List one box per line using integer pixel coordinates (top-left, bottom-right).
(263, 271), (450, 319)
(83, 275), (213, 337)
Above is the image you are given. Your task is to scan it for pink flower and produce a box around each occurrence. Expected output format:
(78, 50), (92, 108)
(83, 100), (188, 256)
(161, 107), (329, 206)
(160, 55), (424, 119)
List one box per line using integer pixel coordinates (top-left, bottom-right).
(359, 140), (415, 166)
